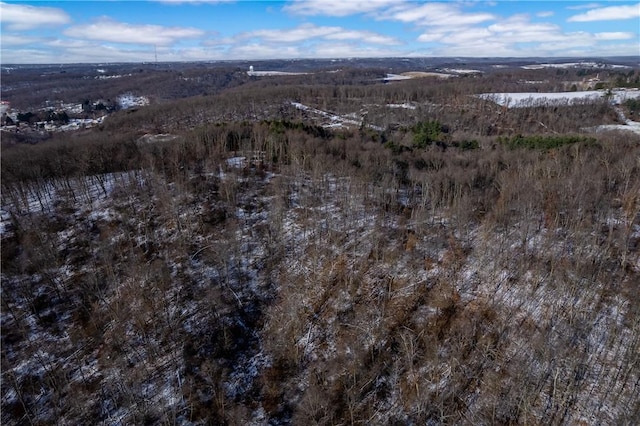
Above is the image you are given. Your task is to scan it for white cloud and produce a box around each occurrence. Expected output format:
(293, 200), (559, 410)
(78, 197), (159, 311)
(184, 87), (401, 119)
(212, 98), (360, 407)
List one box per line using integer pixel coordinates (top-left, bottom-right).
(529, 38), (594, 52)
(487, 16), (566, 43)
(430, 40), (519, 57)
(387, 2), (495, 26)
(312, 42), (395, 58)
(201, 36), (235, 47)
(419, 27), (491, 44)
(566, 42), (640, 56)
(568, 3), (640, 21)
(2, 0), (639, 63)
(420, 15), (562, 48)
(1, 42), (228, 64)
(324, 30), (399, 45)
(0, 33), (44, 46)
(240, 23), (399, 45)
(0, 48), (65, 64)
(566, 3), (602, 10)
(241, 24), (339, 43)
(226, 40), (394, 60)
(63, 45), (153, 62)
(229, 43), (302, 59)
(533, 41), (636, 57)
(0, 2), (71, 31)
(594, 32), (635, 40)
(283, 0), (398, 17)
(537, 11), (554, 18)
(174, 46), (226, 60)
(63, 19), (204, 45)
(44, 38), (98, 50)
(414, 12), (638, 57)
(389, 2), (637, 57)
(417, 30), (447, 43)
(426, 36), (638, 58)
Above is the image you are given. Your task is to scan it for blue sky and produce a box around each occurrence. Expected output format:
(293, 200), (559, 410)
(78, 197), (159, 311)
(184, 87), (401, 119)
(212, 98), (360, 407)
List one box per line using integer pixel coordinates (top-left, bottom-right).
(1, 1), (638, 63)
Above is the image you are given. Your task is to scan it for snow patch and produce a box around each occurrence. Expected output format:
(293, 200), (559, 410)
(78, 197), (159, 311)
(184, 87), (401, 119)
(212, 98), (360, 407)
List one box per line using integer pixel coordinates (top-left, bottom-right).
(477, 89), (640, 108)
(440, 68), (483, 74)
(387, 103), (417, 110)
(117, 93), (149, 109)
(290, 101), (383, 130)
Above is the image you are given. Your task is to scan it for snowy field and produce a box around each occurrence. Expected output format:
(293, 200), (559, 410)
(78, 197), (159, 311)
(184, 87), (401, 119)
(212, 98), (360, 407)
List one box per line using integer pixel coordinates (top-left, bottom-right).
(117, 94), (149, 109)
(521, 62), (632, 70)
(478, 90), (640, 134)
(440, 68), (483, 74)
(478, 89), (640, 108)
(386, 102), (417, 110)
(247, 70), (308, 76)
(384, 71), (454, 81)
(591, 121), (640, 135)
(383, 73), (414, 81)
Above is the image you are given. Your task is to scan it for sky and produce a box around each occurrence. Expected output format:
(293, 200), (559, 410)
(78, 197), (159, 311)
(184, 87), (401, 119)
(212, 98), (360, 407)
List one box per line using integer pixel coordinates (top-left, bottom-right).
(0, 1), (639, 64)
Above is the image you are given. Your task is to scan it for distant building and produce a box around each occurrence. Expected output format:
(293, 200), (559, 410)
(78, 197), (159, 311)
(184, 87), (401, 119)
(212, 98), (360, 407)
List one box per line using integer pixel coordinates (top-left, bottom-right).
(0, 101), (10, 115)
(587, 73), (600, 83)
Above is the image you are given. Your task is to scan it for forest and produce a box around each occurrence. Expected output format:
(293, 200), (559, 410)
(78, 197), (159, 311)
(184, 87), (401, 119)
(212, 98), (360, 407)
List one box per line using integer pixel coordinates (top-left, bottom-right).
(1, 58), (639, 425)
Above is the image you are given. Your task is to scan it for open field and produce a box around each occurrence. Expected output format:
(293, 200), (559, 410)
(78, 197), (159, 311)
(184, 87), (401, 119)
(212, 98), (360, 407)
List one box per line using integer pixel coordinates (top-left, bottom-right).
(478, 89), (640, 108)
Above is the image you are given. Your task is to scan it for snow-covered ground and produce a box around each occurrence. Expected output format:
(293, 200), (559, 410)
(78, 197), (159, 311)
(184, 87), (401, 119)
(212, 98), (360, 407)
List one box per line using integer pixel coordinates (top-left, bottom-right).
(58, 102), (84, 114)
(477, 89), (640, 108)
(587, 106), (640, 135)
(386, 103), (417, 110)
(2, 153), (638, 424)
(290, 101), (384, 130)
(136, 133), (178, 144)
(117, 93), (149, 109)
(440, 68), (483, 74)
(0, 171), (132, 220)
(591, 122), (640, 135)
(59, 116), (106, 131)
(247, 70), (308, 77)
(384, 73), (414, 81)
(478, 90), (640, 135)
(384, 71), (454, 81)
(96, 74), (132, 80)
